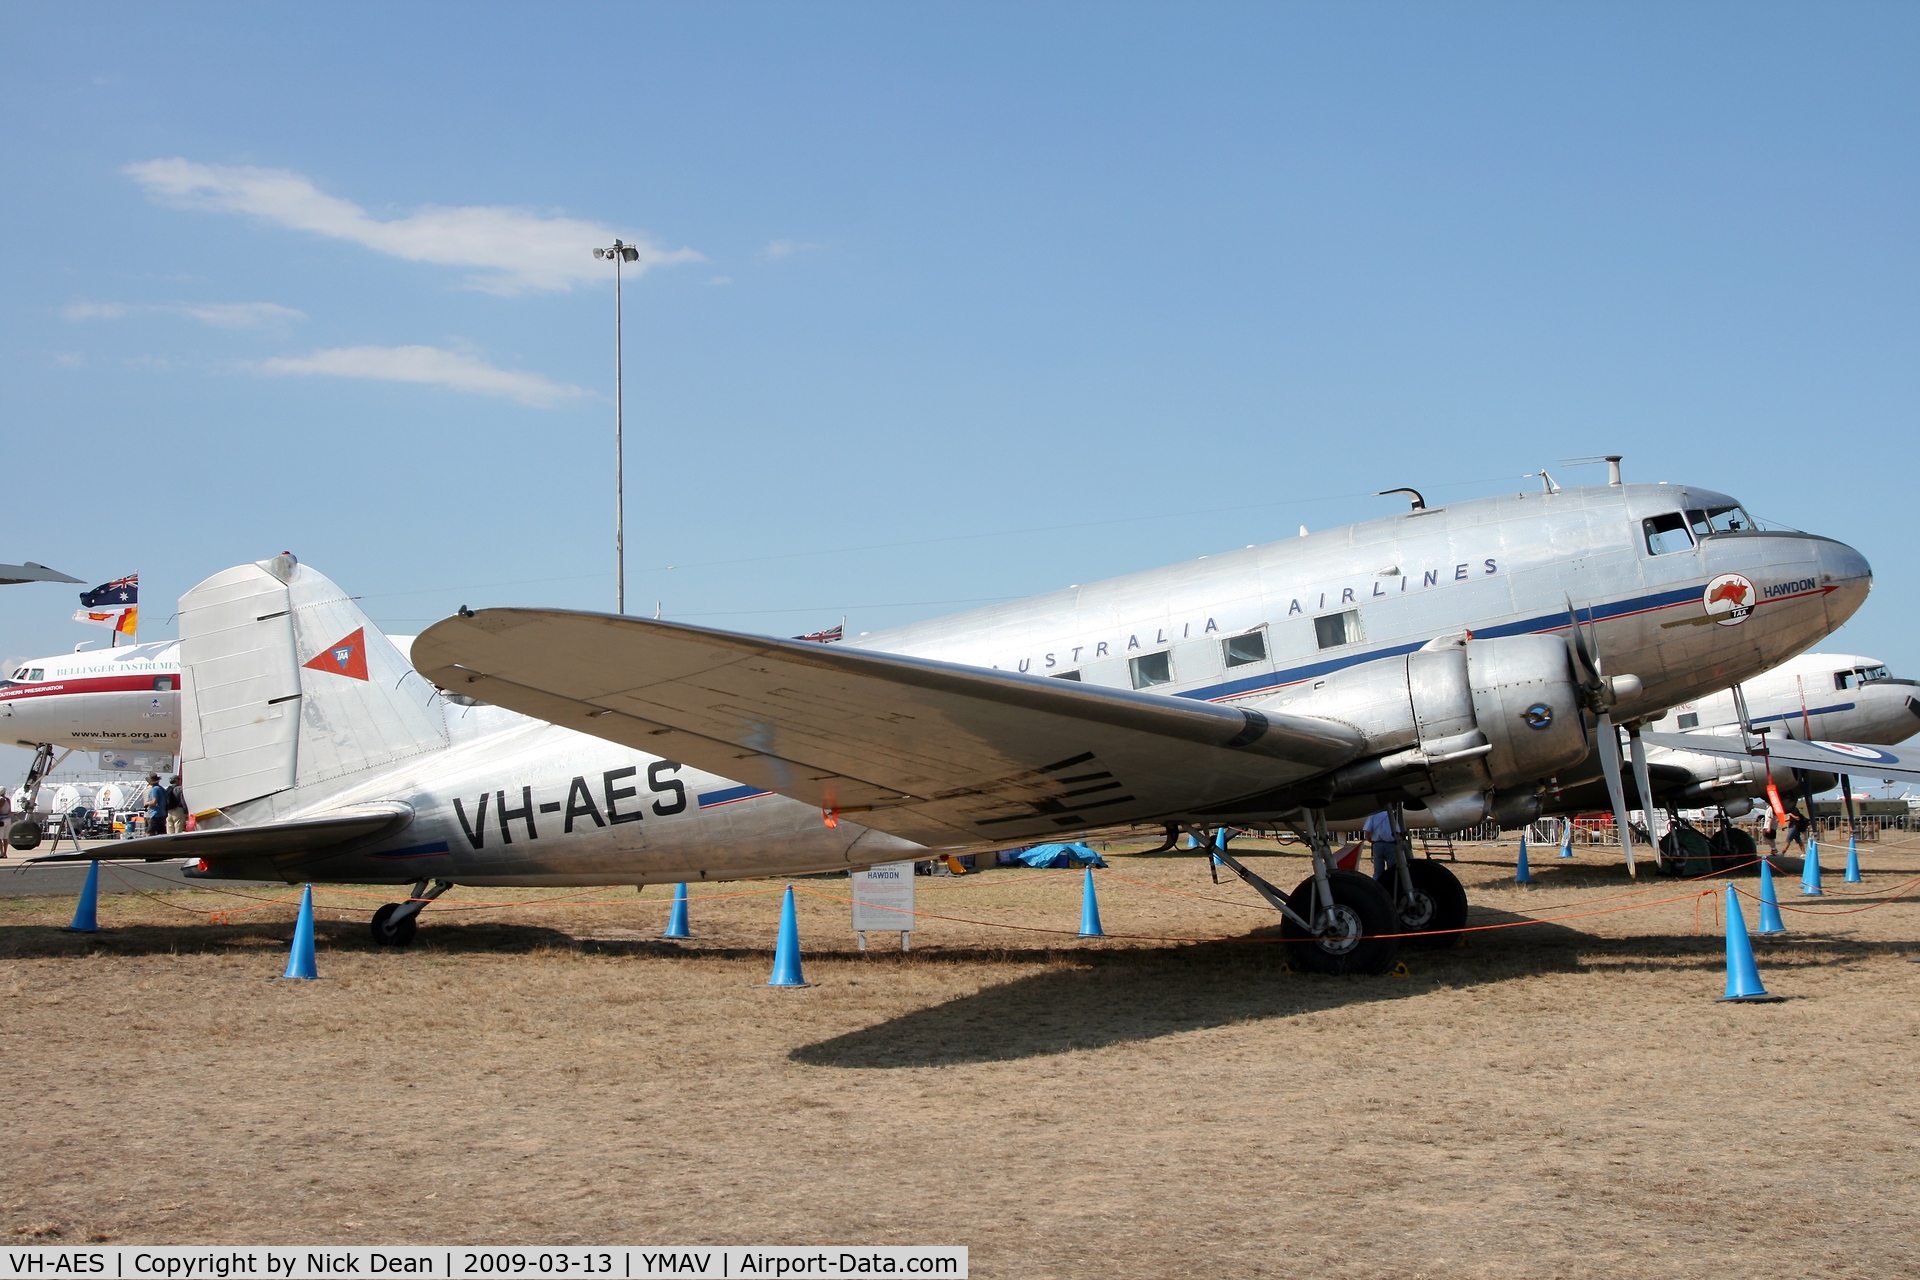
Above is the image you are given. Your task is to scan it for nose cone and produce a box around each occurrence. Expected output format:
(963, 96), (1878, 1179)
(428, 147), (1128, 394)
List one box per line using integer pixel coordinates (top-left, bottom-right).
(1819, 538), (1873, 630)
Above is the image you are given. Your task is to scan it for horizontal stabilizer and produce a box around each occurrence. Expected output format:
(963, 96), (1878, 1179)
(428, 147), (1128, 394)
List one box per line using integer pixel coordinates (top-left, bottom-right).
(27, 803), (413, 863)
(1637, 732), (1920, 783)
(412, 608), (1366, 846)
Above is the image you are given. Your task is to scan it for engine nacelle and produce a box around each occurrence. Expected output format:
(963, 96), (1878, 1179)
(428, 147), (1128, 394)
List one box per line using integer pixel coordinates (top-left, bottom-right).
(1252, 633), (1590, 831)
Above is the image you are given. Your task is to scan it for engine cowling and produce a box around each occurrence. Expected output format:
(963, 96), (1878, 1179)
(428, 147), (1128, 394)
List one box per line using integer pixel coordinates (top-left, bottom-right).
(1249, 633), (1590, 830)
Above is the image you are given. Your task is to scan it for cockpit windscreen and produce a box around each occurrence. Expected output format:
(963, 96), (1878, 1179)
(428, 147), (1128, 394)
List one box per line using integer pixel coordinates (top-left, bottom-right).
(1687, 505), (1753, 538)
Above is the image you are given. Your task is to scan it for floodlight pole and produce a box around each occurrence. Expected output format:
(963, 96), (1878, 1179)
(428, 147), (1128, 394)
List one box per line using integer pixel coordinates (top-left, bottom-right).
(594, 239), (641, 614)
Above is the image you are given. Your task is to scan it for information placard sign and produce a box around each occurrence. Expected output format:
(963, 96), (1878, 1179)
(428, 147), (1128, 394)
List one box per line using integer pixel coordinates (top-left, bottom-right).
(850, 860), (916, 933)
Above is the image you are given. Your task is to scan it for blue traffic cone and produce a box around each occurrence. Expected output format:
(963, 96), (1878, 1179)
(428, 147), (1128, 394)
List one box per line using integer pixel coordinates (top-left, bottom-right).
(1755, 857), (1786, 935)
(1078, 867), (1105, 937)
(767, 886), (809, 986)
(62, 861), (100, 933)
(1515, 837), (1533, 884)
(1718, 884), (1782, 1002)
(1559, 820), (1574, 858)
(1800, 837), (1824, 896)
(278, 886), (318, 980)
(663, 882), (691, 938)
(1845, 837), (1861, 884)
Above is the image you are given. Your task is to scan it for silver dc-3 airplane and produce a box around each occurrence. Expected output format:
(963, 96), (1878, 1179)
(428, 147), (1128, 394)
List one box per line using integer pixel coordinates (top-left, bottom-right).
(45, 465), (1918, 973)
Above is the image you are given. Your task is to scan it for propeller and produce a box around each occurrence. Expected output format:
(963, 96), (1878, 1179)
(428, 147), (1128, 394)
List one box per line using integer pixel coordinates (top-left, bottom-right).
(1564, 596), (1645, 876)
(1627, 725), (1663, 864)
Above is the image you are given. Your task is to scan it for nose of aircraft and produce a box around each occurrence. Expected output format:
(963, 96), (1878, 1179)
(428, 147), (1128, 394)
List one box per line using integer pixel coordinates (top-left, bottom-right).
(1818, 537), (1873, 630)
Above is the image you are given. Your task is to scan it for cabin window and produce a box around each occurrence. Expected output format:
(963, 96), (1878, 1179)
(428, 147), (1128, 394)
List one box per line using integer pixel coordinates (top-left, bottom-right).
(1222, 630), (1267, 668)
(1314, 610), (1359, 650)
(153, 677), (173, 691)
(1129, 651), (1173, 689)
(1687, 505), (1754, 538)
(1642, 513), (1694, 556)
(1677, 712), (1699, 729)
(1052, 669), (1083, 682)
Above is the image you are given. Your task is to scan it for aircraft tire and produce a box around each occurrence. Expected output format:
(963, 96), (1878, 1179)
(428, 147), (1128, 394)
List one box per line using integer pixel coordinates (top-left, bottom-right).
(7, 820), (42, 851)
(1281, 869), (1399, 975)
(370, 903), (418, 947)
(1397, 859), (1469, 949)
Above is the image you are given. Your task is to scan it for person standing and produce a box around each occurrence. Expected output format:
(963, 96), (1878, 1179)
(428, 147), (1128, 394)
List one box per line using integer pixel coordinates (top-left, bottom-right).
(1363, 809), (1400, 882)
(165, 774), (187, 834)
(144, 773), (167, 837)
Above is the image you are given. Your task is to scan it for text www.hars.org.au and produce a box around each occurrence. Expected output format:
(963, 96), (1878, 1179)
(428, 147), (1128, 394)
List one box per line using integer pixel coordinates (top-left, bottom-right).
(0, 1248), (966, 1280)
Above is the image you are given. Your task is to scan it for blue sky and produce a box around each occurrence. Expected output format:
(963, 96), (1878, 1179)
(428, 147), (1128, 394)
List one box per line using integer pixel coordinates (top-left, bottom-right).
(4, 5), (1916, 717)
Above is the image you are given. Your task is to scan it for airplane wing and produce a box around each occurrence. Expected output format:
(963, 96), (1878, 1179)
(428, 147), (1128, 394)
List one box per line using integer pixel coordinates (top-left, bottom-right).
(1637, 733), (1920, 783)
(27, 803), (413, 863)
(0, 561), (83, 585)
(411, 610), (1367, 848)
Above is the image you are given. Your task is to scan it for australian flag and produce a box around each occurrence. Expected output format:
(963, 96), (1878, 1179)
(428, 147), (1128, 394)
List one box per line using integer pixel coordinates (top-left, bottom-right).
(79, 574), (138, 609)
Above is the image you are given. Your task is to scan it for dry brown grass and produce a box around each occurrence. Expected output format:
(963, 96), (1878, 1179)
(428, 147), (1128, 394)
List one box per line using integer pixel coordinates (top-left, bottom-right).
(4, 835), (1919, 1278)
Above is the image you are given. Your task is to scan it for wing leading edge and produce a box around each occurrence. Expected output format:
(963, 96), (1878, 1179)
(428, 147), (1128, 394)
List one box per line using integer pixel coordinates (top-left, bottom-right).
(411, 609), (1367, 847)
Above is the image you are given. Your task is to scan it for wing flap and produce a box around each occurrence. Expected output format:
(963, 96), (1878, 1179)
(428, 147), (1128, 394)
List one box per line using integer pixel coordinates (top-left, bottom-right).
(412, 609), (1366, 844)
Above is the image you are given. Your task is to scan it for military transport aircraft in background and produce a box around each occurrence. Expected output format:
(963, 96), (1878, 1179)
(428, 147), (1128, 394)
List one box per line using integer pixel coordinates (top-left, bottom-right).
(37, 469), (1905, 974)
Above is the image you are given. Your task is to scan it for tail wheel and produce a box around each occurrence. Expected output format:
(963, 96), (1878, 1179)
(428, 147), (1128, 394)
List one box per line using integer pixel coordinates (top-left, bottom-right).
(1281, 869), (1400, 975)
(1397, 858), (1469, 948)
(370, 902), (418, 947)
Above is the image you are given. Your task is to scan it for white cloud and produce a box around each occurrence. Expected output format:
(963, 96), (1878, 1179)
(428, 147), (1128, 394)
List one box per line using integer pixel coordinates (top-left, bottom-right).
(63, 299), (305, 328)
(762, 239), (822, 261)
(249, 345), (587, 408)
(52, 352), (84, 368)
(63, 302), (131, 321)
(125, 158), (703, 294)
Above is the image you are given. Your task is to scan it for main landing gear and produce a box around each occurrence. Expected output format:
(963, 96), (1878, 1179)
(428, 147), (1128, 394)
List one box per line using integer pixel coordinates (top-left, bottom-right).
(371, 879), (454, 947)
(1206, 807), (1470, 972)
(1379, 801), (1468, 949)
(7, 743), (63, 851)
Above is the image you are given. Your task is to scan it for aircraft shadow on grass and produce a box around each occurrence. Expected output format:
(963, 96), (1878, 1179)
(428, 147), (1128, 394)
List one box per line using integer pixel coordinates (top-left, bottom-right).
(0, 919), (588, 959)
(789, 916), (1901, 1068)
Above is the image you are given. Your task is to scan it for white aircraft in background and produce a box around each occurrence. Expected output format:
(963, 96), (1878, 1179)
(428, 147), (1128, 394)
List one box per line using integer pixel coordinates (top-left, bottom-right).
(47, 469), (1903, 976)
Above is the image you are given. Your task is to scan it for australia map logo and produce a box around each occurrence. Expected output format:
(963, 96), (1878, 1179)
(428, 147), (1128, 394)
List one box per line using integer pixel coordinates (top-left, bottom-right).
(1702, 573), (1756, 627)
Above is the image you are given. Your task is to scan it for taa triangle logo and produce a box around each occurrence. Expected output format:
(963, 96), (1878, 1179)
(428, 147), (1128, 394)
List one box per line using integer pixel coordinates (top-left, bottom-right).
(303, 628), (370, 681)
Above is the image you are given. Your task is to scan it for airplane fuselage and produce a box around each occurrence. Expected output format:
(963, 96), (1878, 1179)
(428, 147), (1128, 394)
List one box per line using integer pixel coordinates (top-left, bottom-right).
(178, 479), (1874, 885)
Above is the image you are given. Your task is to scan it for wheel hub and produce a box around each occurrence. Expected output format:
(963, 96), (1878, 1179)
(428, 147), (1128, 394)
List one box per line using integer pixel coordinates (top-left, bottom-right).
(1399, 888), (1437, 930)
(1313, 903), (1365, 954)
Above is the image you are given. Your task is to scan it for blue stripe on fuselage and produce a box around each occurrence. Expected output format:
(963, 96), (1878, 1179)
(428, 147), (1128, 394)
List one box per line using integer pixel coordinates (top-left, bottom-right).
(698, 784), (773, 808)
(1751, 702), (1855, 725)
(371, 841), (450, 859)
(1176, 585), (1705, 704)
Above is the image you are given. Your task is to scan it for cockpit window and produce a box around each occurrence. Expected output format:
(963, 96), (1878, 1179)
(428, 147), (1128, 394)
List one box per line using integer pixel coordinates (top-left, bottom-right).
(1642, 513), (1694, 556)
(1687, 505), (1754, 538)
(27, 668), (43, 682)
(1836, 665), (1893, 690)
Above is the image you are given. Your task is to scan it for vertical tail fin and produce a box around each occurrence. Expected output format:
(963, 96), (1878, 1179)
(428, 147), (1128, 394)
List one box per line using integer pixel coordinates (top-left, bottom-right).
(180, 554), (448, 815)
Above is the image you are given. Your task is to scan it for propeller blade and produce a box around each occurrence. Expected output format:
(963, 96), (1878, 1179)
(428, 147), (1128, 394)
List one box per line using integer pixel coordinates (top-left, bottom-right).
(1628, 725), (1663, 865)
(1597, 711), (1637, 876)
(1562, 594), (1601, 687)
